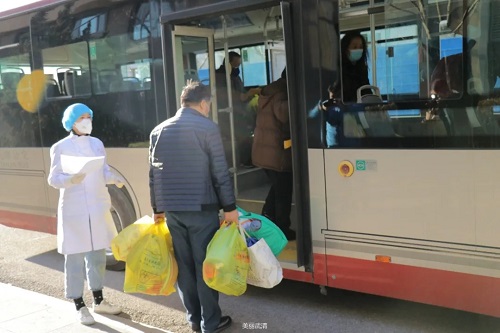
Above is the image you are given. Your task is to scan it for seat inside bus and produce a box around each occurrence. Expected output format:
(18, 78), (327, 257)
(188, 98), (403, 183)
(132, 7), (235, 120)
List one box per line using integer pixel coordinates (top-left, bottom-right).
(356, 85), (396, 137)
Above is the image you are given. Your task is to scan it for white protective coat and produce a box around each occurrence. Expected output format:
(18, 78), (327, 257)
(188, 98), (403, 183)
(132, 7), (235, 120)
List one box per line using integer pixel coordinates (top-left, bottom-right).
(48, 133), (121, 255)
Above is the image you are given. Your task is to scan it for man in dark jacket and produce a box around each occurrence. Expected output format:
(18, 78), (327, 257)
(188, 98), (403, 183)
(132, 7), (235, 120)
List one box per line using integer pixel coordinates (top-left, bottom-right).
(149, 81), (237, 333)
(252, 69), (295, 240)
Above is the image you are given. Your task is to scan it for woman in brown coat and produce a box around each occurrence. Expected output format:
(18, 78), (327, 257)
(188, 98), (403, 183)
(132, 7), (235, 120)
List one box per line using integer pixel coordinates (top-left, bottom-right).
(251, 69), (295, 240)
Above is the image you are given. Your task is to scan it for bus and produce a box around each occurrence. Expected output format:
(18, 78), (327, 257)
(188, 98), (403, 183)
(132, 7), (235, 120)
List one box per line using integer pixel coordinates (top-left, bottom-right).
(1, 0), (499, 318)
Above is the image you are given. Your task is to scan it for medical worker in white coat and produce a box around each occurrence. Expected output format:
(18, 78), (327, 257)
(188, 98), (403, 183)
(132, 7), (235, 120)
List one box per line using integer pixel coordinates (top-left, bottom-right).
(48, 103), (123, 325)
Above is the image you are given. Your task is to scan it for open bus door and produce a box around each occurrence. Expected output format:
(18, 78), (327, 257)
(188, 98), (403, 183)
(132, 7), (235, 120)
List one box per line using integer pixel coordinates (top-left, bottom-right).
(170, 26), (217, 121)
(169, 25), (243, 197)
(161, 1), (312, 279)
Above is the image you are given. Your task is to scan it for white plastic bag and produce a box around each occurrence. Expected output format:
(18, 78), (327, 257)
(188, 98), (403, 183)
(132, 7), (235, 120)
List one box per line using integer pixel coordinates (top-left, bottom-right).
(246, 237), (283, 288)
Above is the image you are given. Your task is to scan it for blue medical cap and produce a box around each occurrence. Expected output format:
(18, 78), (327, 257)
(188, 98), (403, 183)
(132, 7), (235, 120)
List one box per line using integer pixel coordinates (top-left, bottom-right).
(61, 103), (94, 132)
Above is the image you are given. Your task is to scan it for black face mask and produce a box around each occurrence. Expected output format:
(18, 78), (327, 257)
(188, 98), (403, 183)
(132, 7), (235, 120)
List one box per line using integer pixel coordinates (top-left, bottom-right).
(231, 67), (240, 77)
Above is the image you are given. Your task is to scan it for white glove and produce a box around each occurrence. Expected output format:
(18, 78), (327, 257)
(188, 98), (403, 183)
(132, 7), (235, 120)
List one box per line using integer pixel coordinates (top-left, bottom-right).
(70, 173), (86, 184)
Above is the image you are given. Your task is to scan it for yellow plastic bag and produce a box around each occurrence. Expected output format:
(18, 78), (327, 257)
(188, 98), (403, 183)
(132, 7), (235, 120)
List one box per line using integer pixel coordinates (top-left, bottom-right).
(111, 216), (155, 262)
(203, 221), (249, 296)
(124, 222), (178, 296)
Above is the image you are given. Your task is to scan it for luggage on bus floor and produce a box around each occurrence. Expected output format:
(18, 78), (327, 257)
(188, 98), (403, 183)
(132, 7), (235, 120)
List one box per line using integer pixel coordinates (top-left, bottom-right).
(237, 206), (288, 256)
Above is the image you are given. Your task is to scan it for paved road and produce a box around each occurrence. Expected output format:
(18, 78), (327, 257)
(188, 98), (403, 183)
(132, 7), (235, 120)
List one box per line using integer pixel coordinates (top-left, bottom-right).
(1, 224), (499, 333)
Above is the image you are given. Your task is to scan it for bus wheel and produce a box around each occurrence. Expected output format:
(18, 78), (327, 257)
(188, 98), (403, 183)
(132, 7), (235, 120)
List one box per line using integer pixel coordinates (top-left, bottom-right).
(106, 185), (136, 271)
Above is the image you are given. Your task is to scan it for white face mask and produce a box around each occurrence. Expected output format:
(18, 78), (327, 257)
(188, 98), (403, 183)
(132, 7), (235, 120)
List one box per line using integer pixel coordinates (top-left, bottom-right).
(74, 118), (92, 135)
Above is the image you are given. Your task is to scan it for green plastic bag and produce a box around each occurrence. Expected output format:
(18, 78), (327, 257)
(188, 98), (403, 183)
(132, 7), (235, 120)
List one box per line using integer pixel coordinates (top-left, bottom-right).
(203, 221), (249, 296)
(237, 206), (288, 256)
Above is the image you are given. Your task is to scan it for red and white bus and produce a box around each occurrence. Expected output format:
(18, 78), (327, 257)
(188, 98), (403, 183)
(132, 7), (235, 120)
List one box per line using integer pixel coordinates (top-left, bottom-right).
(0, 0), (499, 318)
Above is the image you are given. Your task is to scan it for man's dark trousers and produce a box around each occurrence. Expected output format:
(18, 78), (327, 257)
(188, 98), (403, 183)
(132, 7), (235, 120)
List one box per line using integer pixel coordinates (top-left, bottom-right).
(165, 210), (221, 333)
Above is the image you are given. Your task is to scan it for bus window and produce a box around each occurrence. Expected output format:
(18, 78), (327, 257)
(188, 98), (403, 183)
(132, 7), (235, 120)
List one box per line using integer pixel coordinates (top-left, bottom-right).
(214, 46), (268, 88)
(30, 1), (154, 148)
(41, 42), (91, 98)
(326, 0), (500, 147)
(133, 3), (151, 40)
(373, 25), (419, 99)
(0, 43), (39, 147)
(241, 45), (266, 87)
(71, 13), (107, 39)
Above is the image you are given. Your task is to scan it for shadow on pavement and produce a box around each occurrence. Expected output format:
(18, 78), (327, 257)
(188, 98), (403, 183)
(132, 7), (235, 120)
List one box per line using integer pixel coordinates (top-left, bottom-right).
(96, 313), (173, 333)
(25, 249), (186, 313)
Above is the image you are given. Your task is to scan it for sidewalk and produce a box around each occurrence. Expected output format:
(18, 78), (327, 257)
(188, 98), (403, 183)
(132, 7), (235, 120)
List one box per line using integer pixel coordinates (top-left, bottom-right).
(0, 283), (173, 333)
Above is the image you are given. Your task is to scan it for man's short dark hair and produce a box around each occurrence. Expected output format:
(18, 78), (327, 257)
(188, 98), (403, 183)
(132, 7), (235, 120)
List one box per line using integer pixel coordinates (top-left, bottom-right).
(228, 51), (241, 63)
(180, 81), (211, 107)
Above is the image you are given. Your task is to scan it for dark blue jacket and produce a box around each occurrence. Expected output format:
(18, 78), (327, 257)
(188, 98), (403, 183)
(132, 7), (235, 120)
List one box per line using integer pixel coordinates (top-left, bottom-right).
(149, 107), (236, 213)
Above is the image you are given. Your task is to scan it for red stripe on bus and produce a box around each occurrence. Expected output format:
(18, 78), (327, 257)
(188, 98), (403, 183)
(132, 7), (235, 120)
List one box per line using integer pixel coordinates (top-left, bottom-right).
(326, 255), (500, 317)
(283, 268), (313, 283)
(0, 210), (56, 235)
(312, 253), (328, 285)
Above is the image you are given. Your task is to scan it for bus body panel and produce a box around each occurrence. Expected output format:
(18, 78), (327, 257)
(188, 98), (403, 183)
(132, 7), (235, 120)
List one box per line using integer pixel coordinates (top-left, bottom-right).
(324, 150), (500, 247)
(0, 148), (49, 223)
(325, 253), (500, 317)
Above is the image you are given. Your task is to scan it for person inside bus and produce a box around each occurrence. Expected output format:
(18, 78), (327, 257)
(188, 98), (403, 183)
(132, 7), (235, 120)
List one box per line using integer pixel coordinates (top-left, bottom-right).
(252, 68), (295, 241)
(215, 51), (261, 168)
(333, 31), (370, 103)
(321, 84), (341, 147)
(47, 103), (124, 325)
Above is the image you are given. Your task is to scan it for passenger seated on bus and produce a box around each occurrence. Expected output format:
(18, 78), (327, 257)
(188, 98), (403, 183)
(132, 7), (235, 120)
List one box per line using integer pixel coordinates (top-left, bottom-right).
(333, 31), (370, 103)
(252, 68), (295, 241)
(215, 51), (261, 168)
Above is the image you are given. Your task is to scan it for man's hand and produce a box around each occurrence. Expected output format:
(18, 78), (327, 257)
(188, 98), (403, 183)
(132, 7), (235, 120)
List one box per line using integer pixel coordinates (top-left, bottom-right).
(224, 210), (239, 223)
(154, 213), (165, 224)
(248, 87), (261, 96)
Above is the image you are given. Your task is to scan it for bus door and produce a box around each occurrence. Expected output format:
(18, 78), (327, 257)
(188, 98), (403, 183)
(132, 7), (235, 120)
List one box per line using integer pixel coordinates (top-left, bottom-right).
(161, 2), (311, 273)
(169, 26), (241, 189)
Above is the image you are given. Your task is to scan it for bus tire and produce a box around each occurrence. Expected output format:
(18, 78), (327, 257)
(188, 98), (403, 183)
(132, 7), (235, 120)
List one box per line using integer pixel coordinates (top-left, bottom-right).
(106, 185), (136, 271)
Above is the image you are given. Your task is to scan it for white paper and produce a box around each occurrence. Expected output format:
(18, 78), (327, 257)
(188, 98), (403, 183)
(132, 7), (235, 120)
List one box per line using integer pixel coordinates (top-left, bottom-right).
(61, 155), (105, 175)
